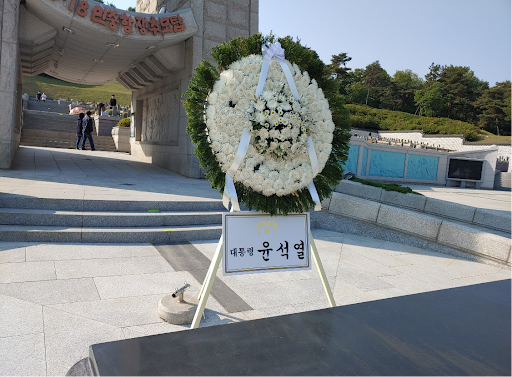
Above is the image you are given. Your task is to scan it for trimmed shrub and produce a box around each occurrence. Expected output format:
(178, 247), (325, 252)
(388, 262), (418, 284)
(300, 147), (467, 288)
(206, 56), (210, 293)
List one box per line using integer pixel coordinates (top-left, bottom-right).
(350, 177), (422, 195)
(117, 118), (130, 127)
(346, 104), (480, 141)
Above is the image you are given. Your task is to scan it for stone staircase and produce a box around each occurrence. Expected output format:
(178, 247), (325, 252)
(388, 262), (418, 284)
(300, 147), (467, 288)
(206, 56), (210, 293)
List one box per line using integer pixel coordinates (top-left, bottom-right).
(0, 197), (224, 243)
(21, 110), (117, 151)
(27, 99), (80, 113)
(494, 171), (511, 191)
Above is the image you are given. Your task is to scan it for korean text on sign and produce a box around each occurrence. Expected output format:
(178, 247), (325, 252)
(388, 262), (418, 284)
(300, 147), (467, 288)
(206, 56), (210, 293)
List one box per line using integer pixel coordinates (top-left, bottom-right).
(68, 1), (185, 35)
(223, 213), (311, 275)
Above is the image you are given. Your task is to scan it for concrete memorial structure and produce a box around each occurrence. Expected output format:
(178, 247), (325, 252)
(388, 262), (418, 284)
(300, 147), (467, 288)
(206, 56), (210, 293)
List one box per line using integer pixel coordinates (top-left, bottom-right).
(0, 0), (258, 174)
(343, 136), (498, 189)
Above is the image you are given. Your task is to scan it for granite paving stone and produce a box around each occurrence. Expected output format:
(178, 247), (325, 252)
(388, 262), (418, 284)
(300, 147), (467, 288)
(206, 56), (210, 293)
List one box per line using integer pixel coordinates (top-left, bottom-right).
(92, 271), (199, 299)
(0, 333), (47, 376)
(54, 256), (174, 279)
(0, 295), (43, 337)
(0, 245), (26, 263)
(339, 248), (402, 277)
(0, 278), (100, 305)
(25, 243), (159, 261)
(0, 261), (56, 283)
(380, 273), (438, 295)
(48, 294), (167, 328)
(43, 307), (125, 376)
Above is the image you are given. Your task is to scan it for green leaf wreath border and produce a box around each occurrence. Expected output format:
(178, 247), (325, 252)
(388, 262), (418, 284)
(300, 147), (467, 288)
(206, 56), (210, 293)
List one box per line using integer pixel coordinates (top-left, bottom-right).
(183, 33), (351, 215)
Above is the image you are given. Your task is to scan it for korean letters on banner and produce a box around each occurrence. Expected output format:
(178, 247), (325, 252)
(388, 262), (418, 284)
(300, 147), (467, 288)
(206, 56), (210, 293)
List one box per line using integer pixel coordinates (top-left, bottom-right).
(222, 212), (311, 275)
(68, 0), (185, 35)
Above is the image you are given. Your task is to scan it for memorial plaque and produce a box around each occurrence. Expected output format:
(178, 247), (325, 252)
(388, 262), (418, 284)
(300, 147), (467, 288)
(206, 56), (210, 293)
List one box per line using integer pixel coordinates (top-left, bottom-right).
(222, 212), (310, 275)
(447, 158), (483, 180)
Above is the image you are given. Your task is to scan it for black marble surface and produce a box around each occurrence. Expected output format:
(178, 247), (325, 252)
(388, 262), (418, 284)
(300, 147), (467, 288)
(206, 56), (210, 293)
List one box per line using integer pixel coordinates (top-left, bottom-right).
(90, 279), (511, 376)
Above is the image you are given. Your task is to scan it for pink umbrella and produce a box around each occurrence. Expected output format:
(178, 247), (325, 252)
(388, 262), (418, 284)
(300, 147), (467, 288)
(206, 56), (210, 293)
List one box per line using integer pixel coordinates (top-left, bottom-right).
(69, 107), (86, 115)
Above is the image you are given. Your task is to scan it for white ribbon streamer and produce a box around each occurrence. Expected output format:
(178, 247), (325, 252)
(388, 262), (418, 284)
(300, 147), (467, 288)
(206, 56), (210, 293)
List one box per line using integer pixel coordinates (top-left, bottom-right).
(222, 42), (322, 212)
(223, 128), (251, 211)
(306, 136), (322, 210)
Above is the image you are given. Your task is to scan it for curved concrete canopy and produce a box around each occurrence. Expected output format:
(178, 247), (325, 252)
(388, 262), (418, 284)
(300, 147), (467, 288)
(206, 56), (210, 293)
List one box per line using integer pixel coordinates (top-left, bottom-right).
(21, 0), (198, 86)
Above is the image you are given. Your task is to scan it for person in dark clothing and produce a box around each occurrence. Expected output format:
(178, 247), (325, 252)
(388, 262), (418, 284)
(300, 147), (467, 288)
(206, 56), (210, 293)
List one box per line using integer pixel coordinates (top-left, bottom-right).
(36, 91), (41, 102)
(80, 111), (95, 150)
(76, 112), (84, 149)
(110, 94), (117, 116)
(97, 102), (104, 115)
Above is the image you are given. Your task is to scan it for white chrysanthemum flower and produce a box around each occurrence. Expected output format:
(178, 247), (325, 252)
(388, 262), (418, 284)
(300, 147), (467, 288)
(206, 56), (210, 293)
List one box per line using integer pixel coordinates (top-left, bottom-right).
(205, 54), (333, 196)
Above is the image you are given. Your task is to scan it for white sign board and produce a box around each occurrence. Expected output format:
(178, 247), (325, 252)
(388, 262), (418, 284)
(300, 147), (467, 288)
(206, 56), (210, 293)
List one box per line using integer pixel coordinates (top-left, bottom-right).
(222, 212), (310, 275)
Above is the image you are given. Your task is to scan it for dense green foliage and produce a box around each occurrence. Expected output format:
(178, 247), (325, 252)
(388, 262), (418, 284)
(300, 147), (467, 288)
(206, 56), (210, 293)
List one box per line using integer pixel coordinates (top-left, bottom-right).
(328, 56), (511, 136)
(23, 75), (131, 106)
(117, 118), (130, 127)
(346, 104), (480, 141)
(350, 177), (422, 195)
(183, 33), (351, 215)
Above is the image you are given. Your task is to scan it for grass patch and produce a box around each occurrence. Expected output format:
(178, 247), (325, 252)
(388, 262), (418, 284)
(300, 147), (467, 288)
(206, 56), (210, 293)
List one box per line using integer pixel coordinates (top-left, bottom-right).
(346, 104), (480, 141)
(22, 75), (131, 106)
(473, 130), (511, 144)
(350, 177), (422, 195)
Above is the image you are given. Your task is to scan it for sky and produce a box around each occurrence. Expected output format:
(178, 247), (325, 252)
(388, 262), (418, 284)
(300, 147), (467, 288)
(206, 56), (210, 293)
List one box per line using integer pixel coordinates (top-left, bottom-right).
(114, 0), (510, 85)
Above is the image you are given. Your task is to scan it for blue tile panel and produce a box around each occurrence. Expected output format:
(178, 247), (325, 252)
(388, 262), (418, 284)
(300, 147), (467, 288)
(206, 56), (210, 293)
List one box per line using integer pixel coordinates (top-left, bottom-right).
(342, 145), (359, 173)
(368, 150), (406, 178)
(406, 154), (439, 180)
(361, 147), (368, 175)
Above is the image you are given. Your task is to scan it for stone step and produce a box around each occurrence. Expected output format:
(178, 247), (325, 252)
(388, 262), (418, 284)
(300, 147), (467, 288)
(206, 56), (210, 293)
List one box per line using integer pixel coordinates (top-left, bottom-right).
(0, 197), (225, 212)
(0, 208), (223, 227)
(0, 224), (222, 243)
(20, 129), (117, 151)
(494, 171), (511, 191)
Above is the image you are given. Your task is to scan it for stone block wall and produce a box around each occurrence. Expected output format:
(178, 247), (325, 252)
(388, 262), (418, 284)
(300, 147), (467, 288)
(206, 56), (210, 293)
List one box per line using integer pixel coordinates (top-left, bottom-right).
(130, 0), (258, 178)
(0, 0), (22, 169)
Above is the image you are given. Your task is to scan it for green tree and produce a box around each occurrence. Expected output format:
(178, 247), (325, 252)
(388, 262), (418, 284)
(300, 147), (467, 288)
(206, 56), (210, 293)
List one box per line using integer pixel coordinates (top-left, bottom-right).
(438, 65), (483, 123)
(474, 81), (511, 135)
(328, 53), (352, 83)
(362, 61), (390, 107)
(338, 68), (363, 96)
(415, 82), (449, 117)
(127, 6), (136, 11)
(392, 69), (424, 113)
(345, 81), (367, 104)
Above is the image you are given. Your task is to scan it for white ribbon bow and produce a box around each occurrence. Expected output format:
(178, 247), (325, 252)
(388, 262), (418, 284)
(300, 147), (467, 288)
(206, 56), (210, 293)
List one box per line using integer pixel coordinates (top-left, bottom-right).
(262, 42), (285, 62)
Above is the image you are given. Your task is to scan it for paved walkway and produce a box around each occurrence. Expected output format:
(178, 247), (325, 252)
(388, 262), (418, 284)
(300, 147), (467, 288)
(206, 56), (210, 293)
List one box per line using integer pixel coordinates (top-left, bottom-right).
(1, 147), (511, 376)
(407, 184), (511, 214)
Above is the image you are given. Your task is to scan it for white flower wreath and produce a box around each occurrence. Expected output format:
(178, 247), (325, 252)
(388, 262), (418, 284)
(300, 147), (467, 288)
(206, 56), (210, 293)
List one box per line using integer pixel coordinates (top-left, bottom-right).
(205, 54), (335, 197)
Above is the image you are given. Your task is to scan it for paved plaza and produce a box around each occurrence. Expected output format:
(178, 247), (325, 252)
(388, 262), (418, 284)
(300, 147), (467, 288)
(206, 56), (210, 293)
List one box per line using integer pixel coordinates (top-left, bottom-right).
(1, 147), (511, 376)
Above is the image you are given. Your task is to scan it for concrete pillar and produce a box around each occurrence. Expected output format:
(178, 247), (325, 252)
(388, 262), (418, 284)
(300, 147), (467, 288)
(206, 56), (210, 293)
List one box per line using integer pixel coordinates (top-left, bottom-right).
(0, 0), (21, 169)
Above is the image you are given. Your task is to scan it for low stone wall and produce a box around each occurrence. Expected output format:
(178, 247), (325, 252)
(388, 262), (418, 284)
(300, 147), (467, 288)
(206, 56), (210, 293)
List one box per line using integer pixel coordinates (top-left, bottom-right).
(111, 126), (130, 152)
(317, 181), (511, 266)
(334, 180), (511, 233)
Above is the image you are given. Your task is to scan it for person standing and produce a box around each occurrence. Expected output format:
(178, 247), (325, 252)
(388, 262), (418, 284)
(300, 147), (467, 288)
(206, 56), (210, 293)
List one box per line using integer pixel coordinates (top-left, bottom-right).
(97, 101), (104, 115)
(36, 91), (41, 102)
(80, 111), (95, 150)
(41, 93), (47, 102)
(76, 112), (84, 149)
(110, 94), (117, 116)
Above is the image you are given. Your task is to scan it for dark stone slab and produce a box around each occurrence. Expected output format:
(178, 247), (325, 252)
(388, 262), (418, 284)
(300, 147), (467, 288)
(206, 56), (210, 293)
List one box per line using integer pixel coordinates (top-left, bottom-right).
(90, 279), (511, 376)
